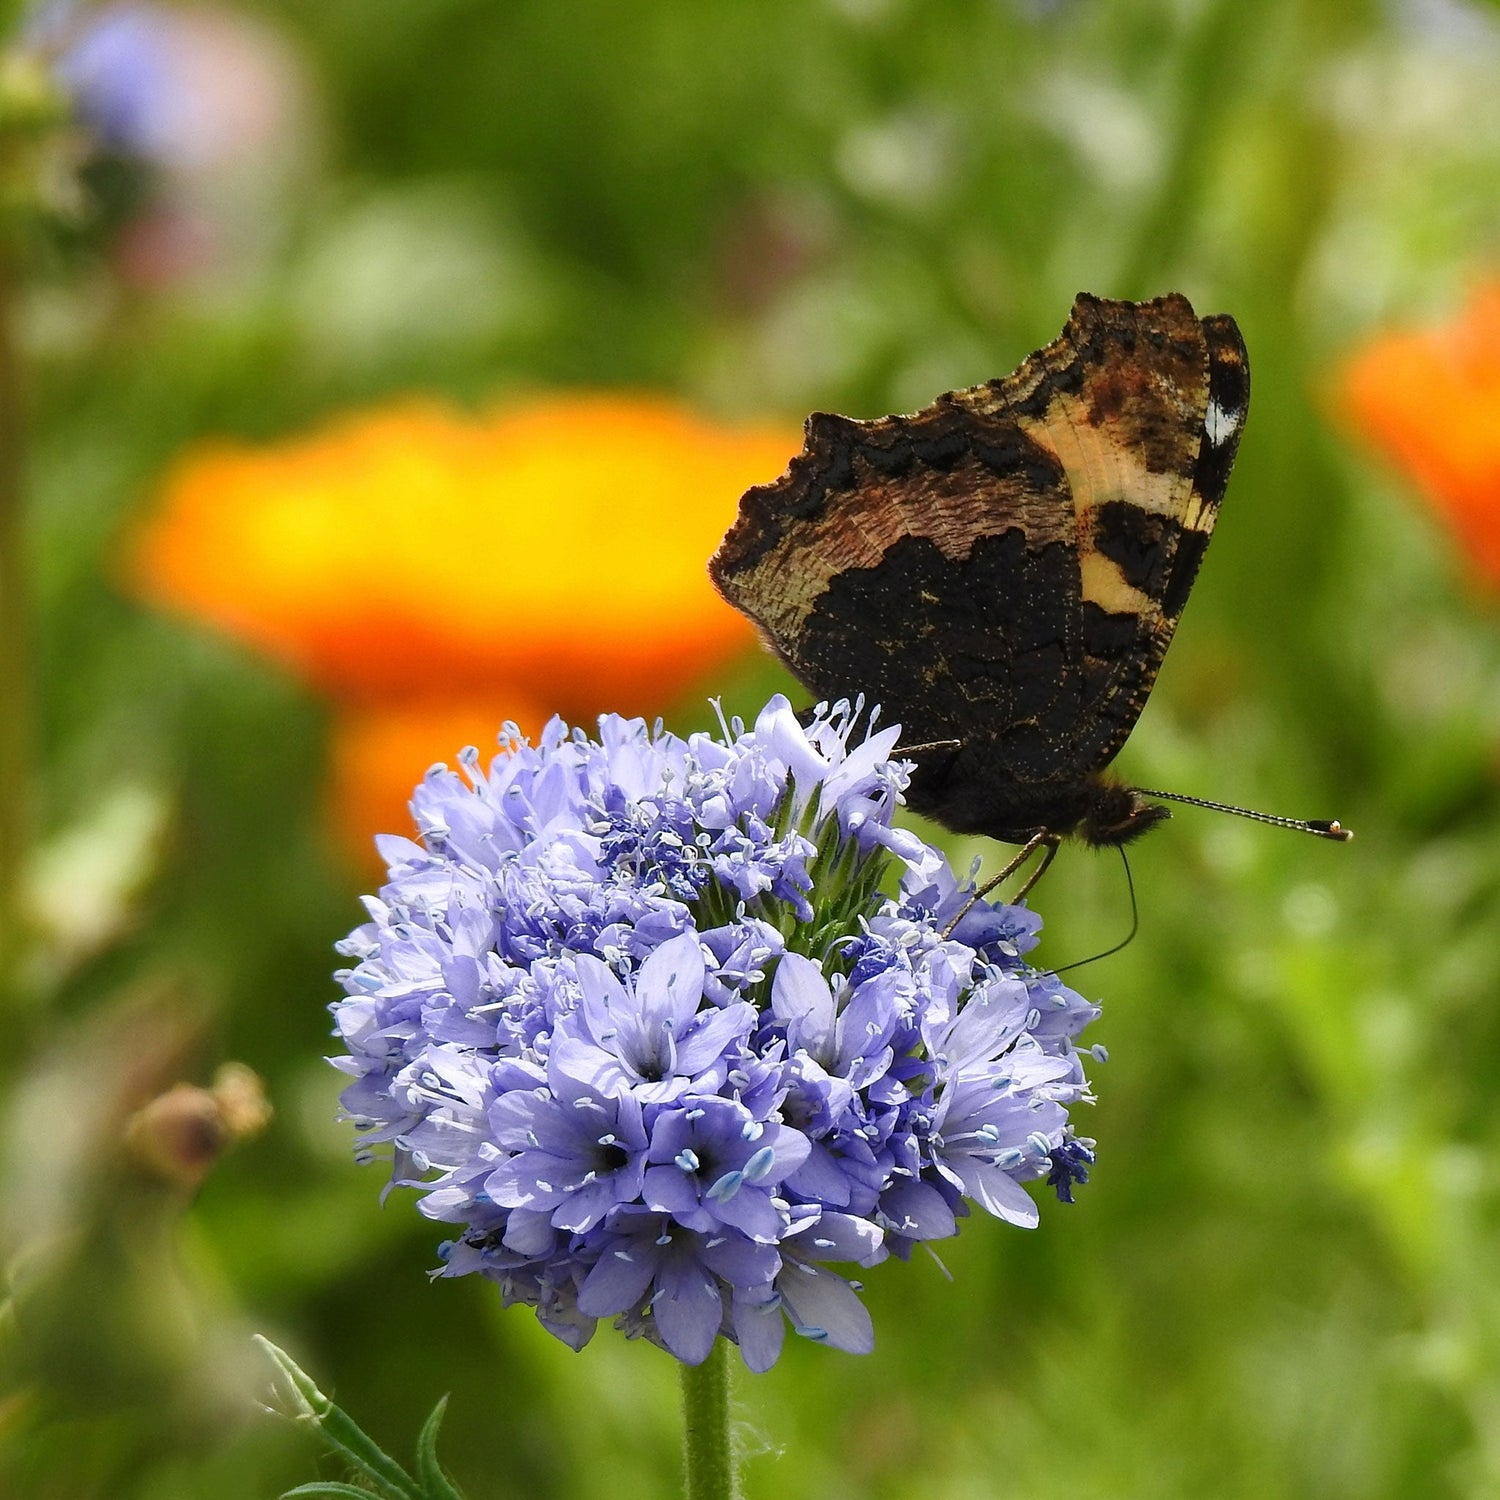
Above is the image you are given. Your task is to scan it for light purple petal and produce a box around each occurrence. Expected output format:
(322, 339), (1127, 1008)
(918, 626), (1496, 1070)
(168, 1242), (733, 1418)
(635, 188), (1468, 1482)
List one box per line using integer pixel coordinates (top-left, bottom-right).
(575, 954), (630, 1040)
(654, 1263), (723, 1366)
(771, 953), (835, 1059)
(820, 722), (902, 817)
(785, 1143), (855, 1206)
(785, 1211), (885, 1263)
(757, 1122), (813, 1179)
(548, 1034), (634, 1096)
(732, 1294), (786, 1373)
(878, 1179), (958, 1240)
(577, 1245), (657, 1317)
(673, 1001), (755, 1076)
(708, 1188), (784, 1243)
(641, 1162), (700, 1216)
(637, 931), (707, 1028)
(501, 1207), (557, 1255)
(960, 1159), (1040, 1227)
(936, 980), (1031, 1070)
(754, 695), (828, 788)
(777, 1262), (874, 1355)
(551, 1171), (639, 1233)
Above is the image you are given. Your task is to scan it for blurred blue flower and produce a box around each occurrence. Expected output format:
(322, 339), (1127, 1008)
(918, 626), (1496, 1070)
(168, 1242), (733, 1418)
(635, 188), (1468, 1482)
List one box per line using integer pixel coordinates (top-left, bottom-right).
(48, 0), (303, 171)
(331, 695), (1102, 1369)
(34, 0), (312, 288)
(49, 2), (173, 160)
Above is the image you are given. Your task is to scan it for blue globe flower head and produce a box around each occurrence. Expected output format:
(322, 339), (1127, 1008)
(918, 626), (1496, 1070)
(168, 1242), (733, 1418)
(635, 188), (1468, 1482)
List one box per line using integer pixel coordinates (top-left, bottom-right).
(331, 695), (1103, 1370)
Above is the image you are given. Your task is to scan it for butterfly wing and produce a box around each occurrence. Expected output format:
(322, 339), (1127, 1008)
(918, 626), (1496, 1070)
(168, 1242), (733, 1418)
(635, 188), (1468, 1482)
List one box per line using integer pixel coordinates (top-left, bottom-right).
(708, 293), (1249, 838)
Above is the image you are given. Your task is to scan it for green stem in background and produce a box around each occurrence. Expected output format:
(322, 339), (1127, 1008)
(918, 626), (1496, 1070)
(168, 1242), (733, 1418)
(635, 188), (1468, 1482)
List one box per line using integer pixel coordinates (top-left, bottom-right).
(680, 1340), (737, 1500)
(1115, 0), (1246, 297)
(0, 36), (64, 1016)
(0, 236), (30, 1000)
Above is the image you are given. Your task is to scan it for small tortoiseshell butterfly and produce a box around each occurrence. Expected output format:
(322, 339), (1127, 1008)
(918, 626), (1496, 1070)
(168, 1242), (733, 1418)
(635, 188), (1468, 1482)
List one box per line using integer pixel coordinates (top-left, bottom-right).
(710, 292), (1348, 893)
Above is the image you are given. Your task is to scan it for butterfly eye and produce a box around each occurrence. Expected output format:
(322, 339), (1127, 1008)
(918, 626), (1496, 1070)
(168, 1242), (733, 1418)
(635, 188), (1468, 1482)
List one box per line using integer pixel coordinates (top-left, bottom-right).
(1077, 790), (1172, 848)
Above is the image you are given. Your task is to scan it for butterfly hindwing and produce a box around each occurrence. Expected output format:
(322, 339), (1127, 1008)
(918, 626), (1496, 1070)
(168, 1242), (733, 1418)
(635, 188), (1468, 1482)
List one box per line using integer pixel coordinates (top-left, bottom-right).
(708, 292), (1249, 843)
(989, 294), (1249, 769)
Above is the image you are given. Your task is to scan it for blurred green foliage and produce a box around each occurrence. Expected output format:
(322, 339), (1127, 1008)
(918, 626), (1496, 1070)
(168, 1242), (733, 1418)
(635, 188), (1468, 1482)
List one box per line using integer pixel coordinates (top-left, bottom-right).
(4, 0), (1500, 1496)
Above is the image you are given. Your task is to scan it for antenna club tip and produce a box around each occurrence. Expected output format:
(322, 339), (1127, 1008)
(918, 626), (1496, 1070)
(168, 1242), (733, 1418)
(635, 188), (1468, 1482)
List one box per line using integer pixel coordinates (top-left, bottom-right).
(1313, 820), (1354, 842)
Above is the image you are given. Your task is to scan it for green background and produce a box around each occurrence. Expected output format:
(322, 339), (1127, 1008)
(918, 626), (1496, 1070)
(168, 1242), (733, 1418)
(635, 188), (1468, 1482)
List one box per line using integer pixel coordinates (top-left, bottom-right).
(6, 0), (1500, 1496)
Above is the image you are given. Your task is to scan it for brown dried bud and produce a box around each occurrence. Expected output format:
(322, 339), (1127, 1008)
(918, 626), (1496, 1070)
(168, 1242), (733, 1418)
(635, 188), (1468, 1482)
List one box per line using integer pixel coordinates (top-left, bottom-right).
(124, 1064), (271, 1192)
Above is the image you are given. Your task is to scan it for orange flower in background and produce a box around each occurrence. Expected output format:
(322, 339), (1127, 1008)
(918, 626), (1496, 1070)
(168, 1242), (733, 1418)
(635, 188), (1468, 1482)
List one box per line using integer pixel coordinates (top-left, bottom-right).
(326, 696), (551, 860)
(129, 393), (798, 855)
(1339, 282), (1500, 585)
(133, 394), (795, 701)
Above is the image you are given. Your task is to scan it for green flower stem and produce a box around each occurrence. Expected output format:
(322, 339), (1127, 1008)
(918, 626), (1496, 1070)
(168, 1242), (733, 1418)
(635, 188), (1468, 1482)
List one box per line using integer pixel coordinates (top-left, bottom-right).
(680, 1340), (738, 1500)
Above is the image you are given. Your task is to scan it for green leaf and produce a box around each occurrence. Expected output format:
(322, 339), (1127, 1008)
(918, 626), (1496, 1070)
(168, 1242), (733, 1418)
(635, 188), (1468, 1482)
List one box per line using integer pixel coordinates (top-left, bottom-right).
(281, 1486), (394, 1500)
(414, 1396), (469, 1500)
(257, 1336), (423, 1500)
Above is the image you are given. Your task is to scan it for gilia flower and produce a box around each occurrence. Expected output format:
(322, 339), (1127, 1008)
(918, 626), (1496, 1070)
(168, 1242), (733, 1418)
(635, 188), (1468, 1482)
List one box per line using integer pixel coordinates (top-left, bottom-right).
(1339, 282), (1500, 585)
(330, 696), (1103, 1369)
(127, 394), (797, 849)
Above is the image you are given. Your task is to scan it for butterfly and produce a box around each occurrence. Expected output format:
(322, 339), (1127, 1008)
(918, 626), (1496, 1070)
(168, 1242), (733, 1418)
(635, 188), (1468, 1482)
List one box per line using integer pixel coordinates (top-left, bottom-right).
(710, 292), (1348, 896)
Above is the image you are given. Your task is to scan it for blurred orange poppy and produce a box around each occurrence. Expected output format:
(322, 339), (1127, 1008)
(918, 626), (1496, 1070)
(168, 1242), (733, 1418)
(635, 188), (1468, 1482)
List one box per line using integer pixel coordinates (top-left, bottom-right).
(128, 392), (798, 855)
(1339, 282), (1500, 585)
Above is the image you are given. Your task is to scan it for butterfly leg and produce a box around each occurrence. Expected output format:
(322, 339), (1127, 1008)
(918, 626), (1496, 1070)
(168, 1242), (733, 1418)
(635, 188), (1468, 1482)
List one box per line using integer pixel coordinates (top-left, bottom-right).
(898, 739), (964, 757)
(942, 831), (1057, 938)
(1010, 836), (1060, 902)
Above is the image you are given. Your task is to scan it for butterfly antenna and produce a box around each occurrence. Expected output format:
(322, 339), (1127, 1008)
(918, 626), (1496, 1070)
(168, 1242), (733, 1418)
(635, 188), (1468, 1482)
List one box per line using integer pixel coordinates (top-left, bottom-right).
(1133, 788), (1353, 841)
(1051, 846), (1140, 975)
